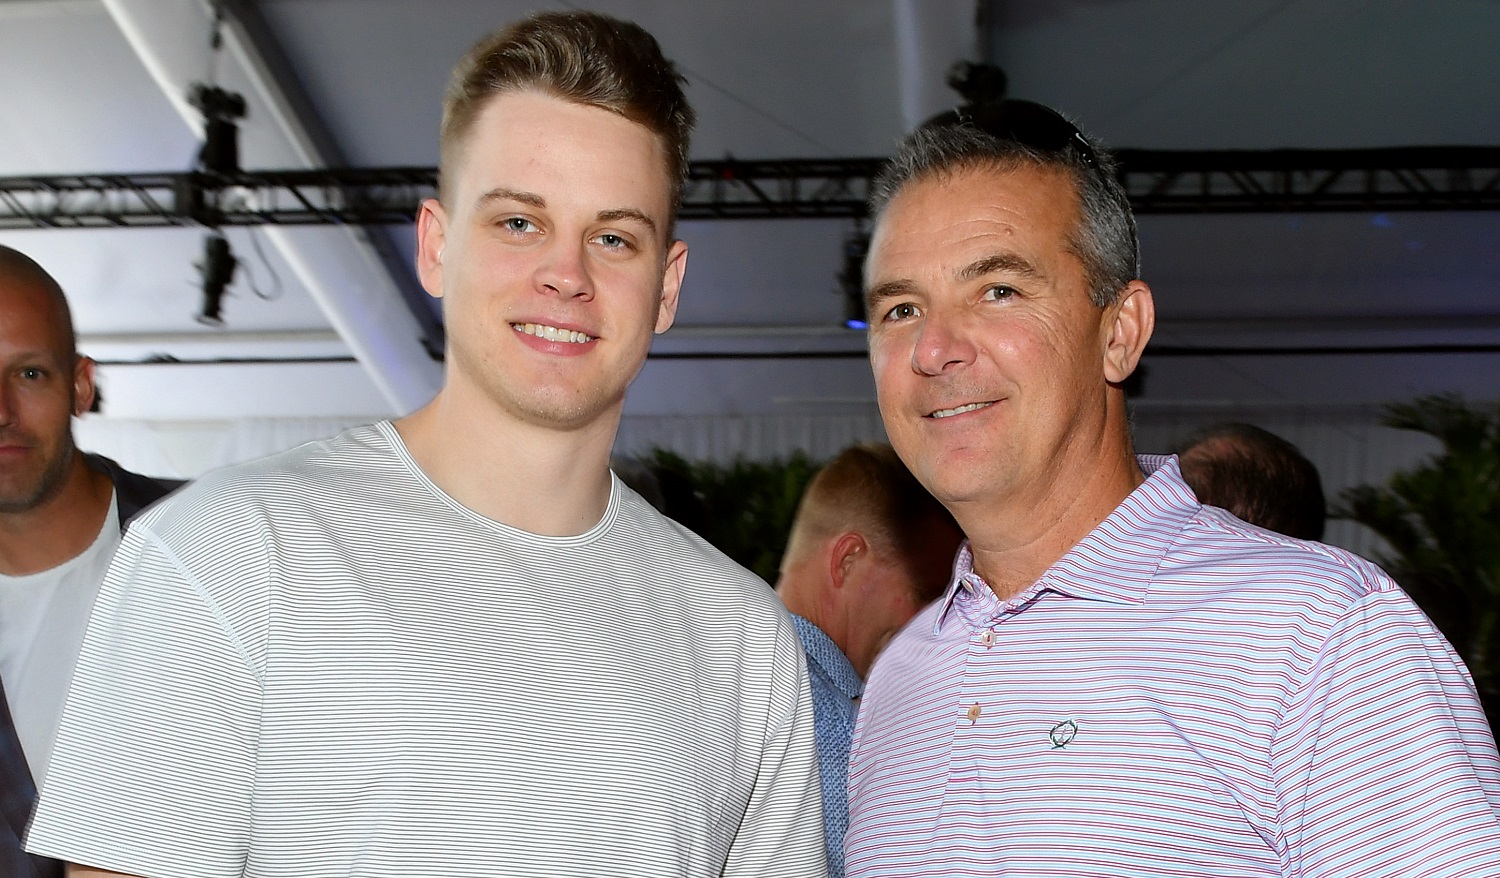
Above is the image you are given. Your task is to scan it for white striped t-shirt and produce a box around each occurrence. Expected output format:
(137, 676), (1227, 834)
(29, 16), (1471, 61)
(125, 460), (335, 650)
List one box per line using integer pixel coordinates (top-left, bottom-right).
(847, 455), (1500, 878)
(28, 422), (825, 878)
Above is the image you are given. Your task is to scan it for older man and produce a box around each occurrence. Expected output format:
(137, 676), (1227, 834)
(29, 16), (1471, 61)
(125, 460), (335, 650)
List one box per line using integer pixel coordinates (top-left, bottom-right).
(28, 12), (820, 878)
(774, 442), (960, 877)
(845, 102), (1500, 877)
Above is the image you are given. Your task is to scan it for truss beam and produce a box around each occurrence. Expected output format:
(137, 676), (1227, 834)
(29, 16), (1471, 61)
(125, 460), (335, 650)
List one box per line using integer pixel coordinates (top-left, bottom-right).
(2, 148), (1497, 229)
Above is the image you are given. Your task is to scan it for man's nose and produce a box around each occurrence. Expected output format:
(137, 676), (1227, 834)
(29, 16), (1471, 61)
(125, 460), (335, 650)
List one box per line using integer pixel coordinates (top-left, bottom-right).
(534, 239), (593, 300)
(910, 308), (977, 376)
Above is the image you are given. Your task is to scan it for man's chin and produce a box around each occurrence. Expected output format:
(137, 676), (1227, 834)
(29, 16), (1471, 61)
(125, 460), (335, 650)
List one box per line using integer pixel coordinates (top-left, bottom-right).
(0, 483), (53, 514)
(0, 453), (74, 514)
(506, 390), (626, 434)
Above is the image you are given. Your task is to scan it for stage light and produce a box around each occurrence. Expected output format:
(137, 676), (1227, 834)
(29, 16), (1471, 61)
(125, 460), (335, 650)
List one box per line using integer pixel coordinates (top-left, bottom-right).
(839, 223), (870, 330)
(195, 233), (238, 326)
(187, 84), (247, 176)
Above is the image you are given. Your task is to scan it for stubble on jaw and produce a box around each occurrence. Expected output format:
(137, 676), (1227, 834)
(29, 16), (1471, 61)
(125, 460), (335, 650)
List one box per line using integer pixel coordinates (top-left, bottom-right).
(0, 432), (76, 514)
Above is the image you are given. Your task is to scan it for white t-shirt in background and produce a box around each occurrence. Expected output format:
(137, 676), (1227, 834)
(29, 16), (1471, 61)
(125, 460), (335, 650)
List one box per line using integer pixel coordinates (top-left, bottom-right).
(0, 492), (119, 785)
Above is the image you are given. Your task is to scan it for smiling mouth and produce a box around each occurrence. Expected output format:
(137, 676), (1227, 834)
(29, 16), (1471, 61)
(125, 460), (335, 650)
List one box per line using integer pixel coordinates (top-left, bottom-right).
(512, 322), (595, 344)
(928, 401), (996, 419)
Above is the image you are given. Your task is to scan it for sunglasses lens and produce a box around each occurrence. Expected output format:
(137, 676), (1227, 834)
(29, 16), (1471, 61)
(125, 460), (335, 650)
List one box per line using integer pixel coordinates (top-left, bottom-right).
(935, 100), (1097, 169)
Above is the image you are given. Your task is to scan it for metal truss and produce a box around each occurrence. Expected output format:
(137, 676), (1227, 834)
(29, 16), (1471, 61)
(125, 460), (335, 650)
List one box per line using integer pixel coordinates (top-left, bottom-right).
(681, 158), (885, 219)
(2, 147), (1497, 230)
(0, 168), (436, 230)
(1115, 146), (1500, 213)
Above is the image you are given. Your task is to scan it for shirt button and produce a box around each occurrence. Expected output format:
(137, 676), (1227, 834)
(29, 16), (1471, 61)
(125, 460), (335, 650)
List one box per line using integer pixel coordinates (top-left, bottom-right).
(978, 630), (995, 647)
(966, 703), (982, 723)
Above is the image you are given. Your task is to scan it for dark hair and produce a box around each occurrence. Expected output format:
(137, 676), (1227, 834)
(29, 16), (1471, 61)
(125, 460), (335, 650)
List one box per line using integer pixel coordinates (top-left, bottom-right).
(440, 10), (695, 218)
(1176, 423), (1327, 541)
(785, 442), (959, 603)
(868, 105), (1138, 307)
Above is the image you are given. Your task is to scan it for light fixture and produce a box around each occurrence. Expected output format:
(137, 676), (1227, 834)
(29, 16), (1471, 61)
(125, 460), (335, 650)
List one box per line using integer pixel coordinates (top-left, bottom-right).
(187, 84), (247, 176)
(195, 233), (238, 326)
(839, 222), (870, 330)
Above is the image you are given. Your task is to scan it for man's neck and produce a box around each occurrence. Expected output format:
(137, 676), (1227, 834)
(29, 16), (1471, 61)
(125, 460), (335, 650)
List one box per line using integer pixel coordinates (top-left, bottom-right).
(0, 454), (115, 576)
(774, 568), (824, 632)
(775, 560), (856, 667)
(960, 439), (1145, 602)
(395, 387), (619, 537)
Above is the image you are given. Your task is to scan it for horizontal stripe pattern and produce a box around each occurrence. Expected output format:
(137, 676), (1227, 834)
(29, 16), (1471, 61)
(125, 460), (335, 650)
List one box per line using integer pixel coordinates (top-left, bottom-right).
(847, 455), (1500, 878)
(29, 422), (825, 877)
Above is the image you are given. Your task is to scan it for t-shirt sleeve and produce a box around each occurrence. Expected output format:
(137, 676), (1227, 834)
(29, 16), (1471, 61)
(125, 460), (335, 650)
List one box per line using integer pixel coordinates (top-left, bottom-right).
(25, 520), (264, 878)
(721, 616), (827, 877)
(1272, 587), (1500, 877)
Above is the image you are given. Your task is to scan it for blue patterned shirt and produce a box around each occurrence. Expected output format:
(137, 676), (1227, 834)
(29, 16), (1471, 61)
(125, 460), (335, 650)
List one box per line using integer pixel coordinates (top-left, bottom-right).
(791, 614), (862, 878)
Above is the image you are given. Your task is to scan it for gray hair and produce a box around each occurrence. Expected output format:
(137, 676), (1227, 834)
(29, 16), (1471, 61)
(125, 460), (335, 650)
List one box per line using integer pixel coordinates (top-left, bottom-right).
(868, 121), (1140, 307)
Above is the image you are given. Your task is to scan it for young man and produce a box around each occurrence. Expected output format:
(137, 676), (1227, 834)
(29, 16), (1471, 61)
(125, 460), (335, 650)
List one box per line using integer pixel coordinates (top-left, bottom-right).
(0, 246), (177, 878)
(844, 103), (1500, 877)
(28, 13), (822, 878)
(774, 442), (961, 878)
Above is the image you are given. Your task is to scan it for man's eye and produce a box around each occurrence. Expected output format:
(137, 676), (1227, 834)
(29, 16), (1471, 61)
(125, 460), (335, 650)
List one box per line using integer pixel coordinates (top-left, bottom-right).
(982, 284), (1016, 301)
(883, 302), (919, 322)
(595, 233), (631, 251)
(20, 368), (45, 381)
(502, 217), (537, 233)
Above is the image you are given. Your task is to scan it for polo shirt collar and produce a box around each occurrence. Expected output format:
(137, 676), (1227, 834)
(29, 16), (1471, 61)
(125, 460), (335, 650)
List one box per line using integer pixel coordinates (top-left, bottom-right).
(935, 454), (1199, 630)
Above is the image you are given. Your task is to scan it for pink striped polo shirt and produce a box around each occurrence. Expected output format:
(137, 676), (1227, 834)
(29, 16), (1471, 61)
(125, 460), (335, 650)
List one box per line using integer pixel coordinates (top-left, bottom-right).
(846, 455), (1500, 878)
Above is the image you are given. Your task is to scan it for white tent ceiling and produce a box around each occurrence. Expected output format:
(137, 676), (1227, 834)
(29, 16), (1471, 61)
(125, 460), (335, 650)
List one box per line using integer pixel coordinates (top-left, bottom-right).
(1, 0), (1497, 426)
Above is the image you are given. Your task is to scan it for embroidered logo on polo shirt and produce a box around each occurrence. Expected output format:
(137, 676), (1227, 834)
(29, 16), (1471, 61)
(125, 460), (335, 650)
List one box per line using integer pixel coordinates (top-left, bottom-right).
(1049, 719), (1078, 749)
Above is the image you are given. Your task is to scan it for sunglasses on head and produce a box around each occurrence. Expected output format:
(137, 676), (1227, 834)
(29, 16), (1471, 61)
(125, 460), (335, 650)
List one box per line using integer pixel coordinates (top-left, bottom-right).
(926, 99), (1099, 170)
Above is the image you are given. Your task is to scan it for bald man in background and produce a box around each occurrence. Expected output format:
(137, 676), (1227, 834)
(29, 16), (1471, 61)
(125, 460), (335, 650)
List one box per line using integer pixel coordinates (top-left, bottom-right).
(0, 245), (176, 876)
(1175, 422), (1325, 540)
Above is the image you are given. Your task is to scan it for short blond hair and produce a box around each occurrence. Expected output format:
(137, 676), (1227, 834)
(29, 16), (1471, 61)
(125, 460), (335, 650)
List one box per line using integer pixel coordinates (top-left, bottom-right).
(783, 443), (957, 603)
(439, 11), (695, 218)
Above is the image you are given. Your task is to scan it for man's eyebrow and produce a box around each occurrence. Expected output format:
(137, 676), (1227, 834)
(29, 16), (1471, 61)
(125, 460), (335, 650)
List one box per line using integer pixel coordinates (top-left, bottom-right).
(958, 252), (1043, 283)
(475, 188), (546, 210)
(865, 278), (919, 312)
(471, 191), (659, 237)
(596, 207), (658, 236)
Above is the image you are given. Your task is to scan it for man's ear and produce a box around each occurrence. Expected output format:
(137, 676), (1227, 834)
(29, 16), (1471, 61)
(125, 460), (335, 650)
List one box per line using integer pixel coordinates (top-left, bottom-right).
(1102, 281), (1154, 384)
(415, 198), (448, 300)
(827, 532), (866, 590)
(71, 355), (96, 416)
(654, 239), (688, 334)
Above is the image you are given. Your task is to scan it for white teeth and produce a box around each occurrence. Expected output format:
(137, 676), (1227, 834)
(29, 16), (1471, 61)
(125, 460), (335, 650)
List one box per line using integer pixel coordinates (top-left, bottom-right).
(929, 401), (993, 419)
(513, 323), (594, 344)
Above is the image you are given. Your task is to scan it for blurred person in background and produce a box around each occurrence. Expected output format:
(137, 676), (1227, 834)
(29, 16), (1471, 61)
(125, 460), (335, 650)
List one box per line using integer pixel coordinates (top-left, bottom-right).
(1175, 421), (1325, 540)
(775, 442), (961, 878)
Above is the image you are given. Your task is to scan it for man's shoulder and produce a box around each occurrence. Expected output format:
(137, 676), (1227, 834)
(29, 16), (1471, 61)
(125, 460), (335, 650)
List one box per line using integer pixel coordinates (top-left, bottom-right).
(609, 489), (792, 624)
(1165, 504), (1398, 606)
(82, 452), (182, 523)
(133, 422), (395, 535)
(613, 489), (767, 586)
